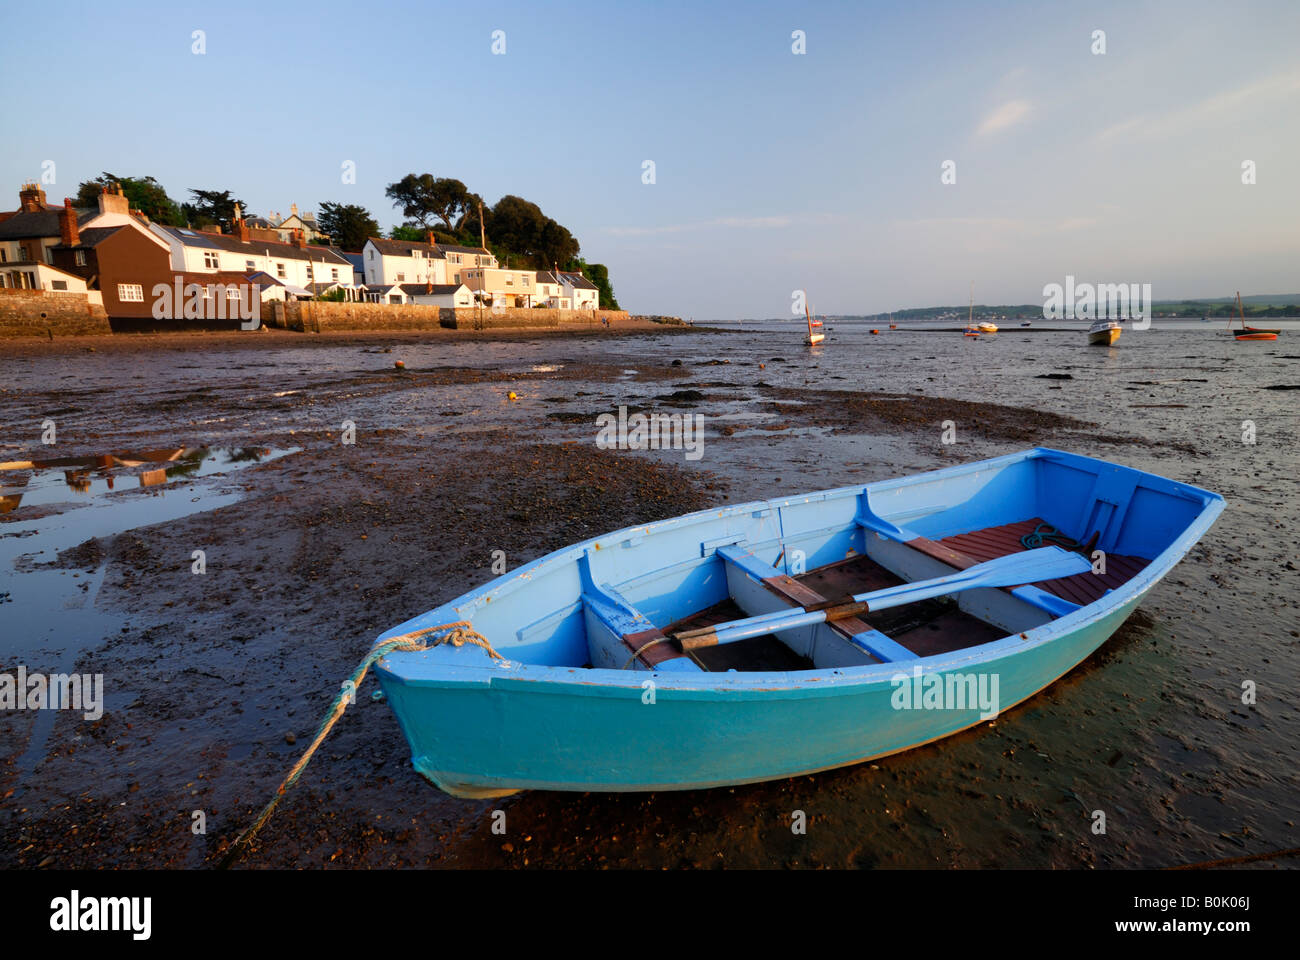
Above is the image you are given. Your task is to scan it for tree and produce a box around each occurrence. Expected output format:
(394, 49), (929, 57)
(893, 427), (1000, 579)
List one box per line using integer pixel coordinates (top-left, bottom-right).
(316, 202), (380, 250)
(74, 173), (185, 225)
(183, 188), (246, 231)
(489, 195), (579, 269)
(385, 174), (471, 230)
(389, 224), (428, 242)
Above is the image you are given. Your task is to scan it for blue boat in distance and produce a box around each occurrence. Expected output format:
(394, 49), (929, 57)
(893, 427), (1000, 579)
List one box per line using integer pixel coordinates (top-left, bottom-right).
(375, 448), (1224, 798)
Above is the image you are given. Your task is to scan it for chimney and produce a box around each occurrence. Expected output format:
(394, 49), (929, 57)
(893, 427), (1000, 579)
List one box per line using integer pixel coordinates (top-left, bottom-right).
(97, 183), (130, 217)
(59, 198), (80, 247)
(235, 218), (250, 242)
(19, 182), (46, 212)
(427, 230), (435, 247)
(292, 229), (306, 249)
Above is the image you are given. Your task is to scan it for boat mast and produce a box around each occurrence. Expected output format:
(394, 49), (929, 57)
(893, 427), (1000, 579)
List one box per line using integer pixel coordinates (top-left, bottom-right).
(968, 281), (974, 327)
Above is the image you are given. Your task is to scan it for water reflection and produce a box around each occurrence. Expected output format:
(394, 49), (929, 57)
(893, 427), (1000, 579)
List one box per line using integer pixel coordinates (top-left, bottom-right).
(0, 447), (287, 513)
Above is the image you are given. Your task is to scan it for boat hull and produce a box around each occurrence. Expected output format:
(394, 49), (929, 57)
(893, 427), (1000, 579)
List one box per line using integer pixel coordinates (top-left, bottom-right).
(376, 448), (1223, 797)
(1235, 332), (1277, 341)
(382, 594), (1141, 796)
(1088, 326), (1121, 345)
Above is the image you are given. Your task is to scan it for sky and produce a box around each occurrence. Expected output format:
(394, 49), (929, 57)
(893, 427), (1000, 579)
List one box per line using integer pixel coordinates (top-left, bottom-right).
(2, 0), (1297, 320)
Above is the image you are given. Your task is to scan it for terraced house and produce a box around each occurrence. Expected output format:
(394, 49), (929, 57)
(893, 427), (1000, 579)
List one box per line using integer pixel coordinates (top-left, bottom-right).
(360, 234), (497, 287)
(0, 182), (139, 295)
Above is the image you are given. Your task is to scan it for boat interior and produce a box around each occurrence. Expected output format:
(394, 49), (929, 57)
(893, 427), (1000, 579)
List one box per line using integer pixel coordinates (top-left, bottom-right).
(442, 450), (1217, 675)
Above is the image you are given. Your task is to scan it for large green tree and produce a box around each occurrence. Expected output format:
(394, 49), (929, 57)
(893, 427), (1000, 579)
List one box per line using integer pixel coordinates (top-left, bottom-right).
(316, 202), (380, 250)
(74, 173), (185, 225)
(490, 195), (579, 269)
(385, 174), (472, 230)
(182, 188), (247, 231)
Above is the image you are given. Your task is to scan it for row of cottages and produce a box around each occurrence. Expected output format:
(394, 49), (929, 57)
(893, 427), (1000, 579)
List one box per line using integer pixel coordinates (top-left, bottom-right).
(0, 182), (141, 296)
(360, 234), (600, 309)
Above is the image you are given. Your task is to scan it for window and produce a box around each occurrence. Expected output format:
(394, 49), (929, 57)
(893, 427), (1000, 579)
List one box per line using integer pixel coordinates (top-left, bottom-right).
(18, 244), (29, 260)
(226, 287), (241, 300)
(331, 269), (338, 280)
(204, 251), (219, 269)
(276, 263), (286, 278)
(449, 253), (461, 264)
(368, 249), (374, 260)
(118, 283), (144, 302)
(506, 275), (513, 285)
(413, 250), (423, 259)
(0, 248), (6, 262)
(453, 273), (460, 283)
(522, 275), (529, 286)
(396, 272), (405, 281)
(51, 280), (68, 290)
(246, 259), (255, 271)
(74, 250), (87, 266)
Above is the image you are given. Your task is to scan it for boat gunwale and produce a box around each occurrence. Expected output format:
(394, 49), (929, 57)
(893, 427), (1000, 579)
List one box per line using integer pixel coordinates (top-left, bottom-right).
(375, 448), (1224, 695)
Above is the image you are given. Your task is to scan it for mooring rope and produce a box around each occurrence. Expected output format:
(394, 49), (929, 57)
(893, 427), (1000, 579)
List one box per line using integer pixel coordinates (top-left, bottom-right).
(217, 620), (502, 869)
(1019, 522), (1083, 551)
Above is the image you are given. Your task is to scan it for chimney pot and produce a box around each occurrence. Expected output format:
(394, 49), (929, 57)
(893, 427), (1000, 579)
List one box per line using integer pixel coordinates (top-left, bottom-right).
(59, 199), (80, 247)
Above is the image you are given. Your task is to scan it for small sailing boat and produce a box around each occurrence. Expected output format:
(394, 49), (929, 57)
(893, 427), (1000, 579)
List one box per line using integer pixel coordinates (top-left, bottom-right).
(1229, 291), (1279, 340)
(804, 302), (824, 345)
(1087, 318), (1122, 346)
(964, 282), (980, 336)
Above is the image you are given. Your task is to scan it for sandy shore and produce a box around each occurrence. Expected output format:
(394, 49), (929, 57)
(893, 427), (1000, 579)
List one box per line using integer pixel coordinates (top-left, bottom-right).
(1, 326), (1294, 869)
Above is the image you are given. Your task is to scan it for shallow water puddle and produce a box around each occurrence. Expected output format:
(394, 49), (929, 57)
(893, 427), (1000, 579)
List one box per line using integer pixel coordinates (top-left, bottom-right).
(0, 446), (297, 513)
(1, 446), (298, 777)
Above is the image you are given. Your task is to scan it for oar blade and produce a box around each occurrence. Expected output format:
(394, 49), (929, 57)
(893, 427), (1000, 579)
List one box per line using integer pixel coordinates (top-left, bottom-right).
(969, 545), (1091, 587)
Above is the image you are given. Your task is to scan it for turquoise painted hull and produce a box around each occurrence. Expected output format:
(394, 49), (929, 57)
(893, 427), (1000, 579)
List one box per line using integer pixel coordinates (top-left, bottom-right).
(375, 448), (1223, 797)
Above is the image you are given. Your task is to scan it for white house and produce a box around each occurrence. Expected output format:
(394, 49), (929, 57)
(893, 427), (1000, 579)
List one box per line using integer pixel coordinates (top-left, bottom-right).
(361, 236), (499, 286)
(152, 222), (354, 290)
(362, 237), (445, 286)
(560, 271), (599, 309)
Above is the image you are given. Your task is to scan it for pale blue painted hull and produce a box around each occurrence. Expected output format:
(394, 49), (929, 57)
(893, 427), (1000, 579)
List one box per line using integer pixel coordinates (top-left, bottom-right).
(375, 448), (1223, 797)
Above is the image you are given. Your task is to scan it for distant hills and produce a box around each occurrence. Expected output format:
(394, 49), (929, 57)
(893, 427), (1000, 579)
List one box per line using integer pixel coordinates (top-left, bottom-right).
(840, 294), (1300, 322)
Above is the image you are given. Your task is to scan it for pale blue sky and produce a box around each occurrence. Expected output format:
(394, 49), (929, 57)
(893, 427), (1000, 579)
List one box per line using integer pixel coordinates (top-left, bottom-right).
(2, 0), (1296, 319)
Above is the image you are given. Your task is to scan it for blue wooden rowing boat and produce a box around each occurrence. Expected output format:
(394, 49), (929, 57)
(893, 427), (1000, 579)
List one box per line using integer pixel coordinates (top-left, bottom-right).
(374, 448), (1223, 798)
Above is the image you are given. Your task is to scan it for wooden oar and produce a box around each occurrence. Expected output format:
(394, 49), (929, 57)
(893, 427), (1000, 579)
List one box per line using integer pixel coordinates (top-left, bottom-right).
(673, 546), (1090, 651)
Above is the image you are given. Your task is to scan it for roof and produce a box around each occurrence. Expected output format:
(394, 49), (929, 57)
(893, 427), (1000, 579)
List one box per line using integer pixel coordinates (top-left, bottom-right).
(156, 225), (351, 265)
(341, 252), (365, 271)
(57, 226), (125, 249)
(535, 271), (560, 284)
(399, 283), (467, 296)
(560, 271), (598, 290)
(438, 243), (492, 256)
(366, 237), (444, 259)
(0, 207), (96, 240)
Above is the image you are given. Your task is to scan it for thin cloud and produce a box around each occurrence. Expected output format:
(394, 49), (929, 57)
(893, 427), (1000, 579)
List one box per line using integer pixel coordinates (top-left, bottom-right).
(1097, 68), (1300, 143)
(976, 99), (1031, 137)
